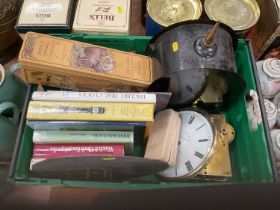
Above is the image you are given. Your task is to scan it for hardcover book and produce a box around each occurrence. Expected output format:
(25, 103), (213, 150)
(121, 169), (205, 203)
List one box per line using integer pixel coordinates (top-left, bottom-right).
(73, 0), (131, 35)
(26, 101), (154, 122)
(32, 91), (156, 104)
(26, 121), (146, 131)
(33, 130), (134, 154)
(31, 90), (172, 112)
(19, 32), (153, 91)
(33, 143), (125, 158)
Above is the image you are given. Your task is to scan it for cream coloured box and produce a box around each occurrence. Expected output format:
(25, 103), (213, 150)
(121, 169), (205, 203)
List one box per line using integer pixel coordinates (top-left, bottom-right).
(16, 0), (75, 34)
(18, 0), (71, 25)
(73, 0), (131, 35)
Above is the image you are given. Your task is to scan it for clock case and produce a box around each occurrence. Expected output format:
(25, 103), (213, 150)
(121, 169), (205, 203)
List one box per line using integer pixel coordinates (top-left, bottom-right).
(147, 20), (246, 112)
(15, 0), (76, 34)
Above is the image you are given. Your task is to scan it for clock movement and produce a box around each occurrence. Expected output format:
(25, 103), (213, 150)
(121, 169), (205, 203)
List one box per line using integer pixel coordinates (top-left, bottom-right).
(158, 109), (235, 180)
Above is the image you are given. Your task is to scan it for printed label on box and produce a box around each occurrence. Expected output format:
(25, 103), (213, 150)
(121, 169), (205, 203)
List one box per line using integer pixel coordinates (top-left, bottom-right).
(18, 0), (71, 25)
(74, 0), (130, 31)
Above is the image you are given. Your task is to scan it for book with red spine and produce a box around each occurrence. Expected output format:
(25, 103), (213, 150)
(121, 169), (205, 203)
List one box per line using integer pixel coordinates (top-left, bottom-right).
(32, 143), (125, 159)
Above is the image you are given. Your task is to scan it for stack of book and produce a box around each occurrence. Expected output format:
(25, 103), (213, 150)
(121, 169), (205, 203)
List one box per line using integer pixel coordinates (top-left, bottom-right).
(26, 90), (157, 170)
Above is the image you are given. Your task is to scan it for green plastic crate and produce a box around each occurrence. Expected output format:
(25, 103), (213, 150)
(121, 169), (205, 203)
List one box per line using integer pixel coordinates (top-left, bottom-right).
(9, 34), (275, 190)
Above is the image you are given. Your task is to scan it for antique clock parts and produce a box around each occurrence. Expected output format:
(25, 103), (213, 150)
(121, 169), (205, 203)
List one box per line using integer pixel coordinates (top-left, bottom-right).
(158, 109), (235, 180)
(147, 20), (245, 111)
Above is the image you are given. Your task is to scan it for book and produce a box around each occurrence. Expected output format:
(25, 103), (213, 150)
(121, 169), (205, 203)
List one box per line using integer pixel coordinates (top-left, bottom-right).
(33, 130), (134, 154)
(26, 101), (154, 122)
(33, 143), (125, 158)
(19, 32), (153, 91)
(32, 91), (156, 104)
(26, 121), (146, 131)
(73, 0), (131, 35)
(31, 90), (172, 112)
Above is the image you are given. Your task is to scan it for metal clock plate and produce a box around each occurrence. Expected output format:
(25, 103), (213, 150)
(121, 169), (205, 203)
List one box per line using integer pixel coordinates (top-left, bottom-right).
(198, 114), (235, 180)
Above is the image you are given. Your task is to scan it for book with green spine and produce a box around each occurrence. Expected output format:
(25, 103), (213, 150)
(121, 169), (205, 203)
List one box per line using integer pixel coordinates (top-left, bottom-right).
(33, 130), (134, 154)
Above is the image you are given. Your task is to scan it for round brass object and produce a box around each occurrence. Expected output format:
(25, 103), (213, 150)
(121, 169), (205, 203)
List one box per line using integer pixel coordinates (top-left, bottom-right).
(147, 0), (202, 27)
(204, 0), (260, 31)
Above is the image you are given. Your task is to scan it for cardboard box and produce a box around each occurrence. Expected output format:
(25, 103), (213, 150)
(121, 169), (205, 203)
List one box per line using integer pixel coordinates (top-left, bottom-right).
(73, 0), (131, 35)
(19, 32), (153, 91)
(16, 0), (76, 34)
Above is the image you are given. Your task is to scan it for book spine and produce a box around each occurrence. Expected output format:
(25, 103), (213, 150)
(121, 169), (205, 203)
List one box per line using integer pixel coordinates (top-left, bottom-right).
(26, 120), (146, 130)
(33, 130), (133, 144)
(32, 91), (156, 103)
(27, 101), (154, 122)
(33, 143), (125, 158)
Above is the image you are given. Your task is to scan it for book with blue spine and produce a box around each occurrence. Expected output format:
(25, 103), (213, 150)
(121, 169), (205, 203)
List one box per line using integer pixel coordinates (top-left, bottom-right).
(27, 121), (146, 130)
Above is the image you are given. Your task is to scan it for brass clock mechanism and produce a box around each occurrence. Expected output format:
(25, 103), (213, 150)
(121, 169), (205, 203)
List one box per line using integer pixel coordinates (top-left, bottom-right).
(155, 109), (235, 181)
(197, 114), (235, 181)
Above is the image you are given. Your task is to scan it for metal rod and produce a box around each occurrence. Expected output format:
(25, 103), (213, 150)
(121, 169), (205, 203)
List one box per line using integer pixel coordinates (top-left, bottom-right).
(203, 21), (220, 47)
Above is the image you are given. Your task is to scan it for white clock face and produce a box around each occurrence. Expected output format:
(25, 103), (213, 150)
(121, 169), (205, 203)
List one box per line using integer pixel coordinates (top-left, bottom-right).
(159, 110), (215, 179)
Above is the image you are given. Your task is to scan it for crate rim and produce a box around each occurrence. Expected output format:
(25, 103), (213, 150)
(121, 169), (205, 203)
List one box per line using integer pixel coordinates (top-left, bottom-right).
(8, 36), (277, 189)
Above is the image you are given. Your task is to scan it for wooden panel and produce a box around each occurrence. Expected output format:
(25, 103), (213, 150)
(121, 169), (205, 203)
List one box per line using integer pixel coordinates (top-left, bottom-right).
(250, 0), (280, 59)
(130, 0), (145, 35)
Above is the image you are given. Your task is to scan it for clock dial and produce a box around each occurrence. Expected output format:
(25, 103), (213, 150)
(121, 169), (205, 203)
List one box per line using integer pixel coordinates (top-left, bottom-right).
(159, 110), (215, 179)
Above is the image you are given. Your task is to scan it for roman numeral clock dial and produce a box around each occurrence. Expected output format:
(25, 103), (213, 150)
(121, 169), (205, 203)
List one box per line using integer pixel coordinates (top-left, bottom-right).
(158, 110), (216, 180)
